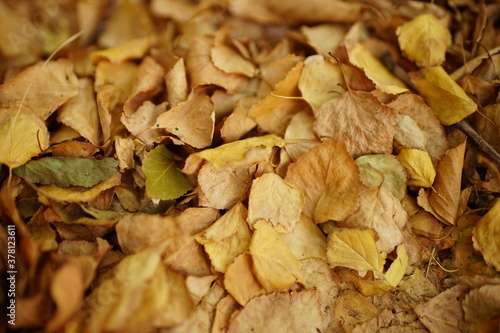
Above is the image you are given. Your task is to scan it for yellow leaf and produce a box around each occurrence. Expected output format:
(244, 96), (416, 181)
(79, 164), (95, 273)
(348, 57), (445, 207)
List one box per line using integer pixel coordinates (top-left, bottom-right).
(397, 148), (436, 187)
(326, 228), (386, 277)
(250, 220), (304, 293)
(195, 202), (251, 273)
(90, 36), (152, 63)
(298, 55), (344, 110)
(384, 244), (408, 287)
(285, 134), (361, 223)
(186, 134), (285, 169)
(396, 14), (451, 67)
(280, 214), (327, 261)
(248, 173), (304, 233)
(0, 107), (49, 168)
(412, 66), (477, 125)
(472, 200), (500, 271)
(224, 253), (266, 306)
(345, 41), (408, 95)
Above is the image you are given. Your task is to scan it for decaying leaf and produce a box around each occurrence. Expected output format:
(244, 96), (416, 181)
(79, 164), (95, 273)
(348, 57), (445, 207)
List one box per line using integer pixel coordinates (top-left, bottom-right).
(397, 148), (436, 188)
(286, 134), (361, 223)
(397, 13), (452, 67)
(247, 173), (304, 233)
(195, 202), (251, 273)
(314, 90), (398, 156)
(142, 145), (192, 200)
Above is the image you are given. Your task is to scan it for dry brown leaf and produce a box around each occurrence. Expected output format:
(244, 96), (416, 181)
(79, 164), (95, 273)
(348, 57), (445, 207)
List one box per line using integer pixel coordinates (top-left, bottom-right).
(211, 30), (256, 77)
(462, 284), (500, 331)
(250, 220), (304, 293)
(186, 36), (249, 94)
(428, 138), (466, 225)
(57, 78), (100, 145)
(155, 89), (214, 148)
(257, 54), (304, 98)
(314, 90), (398, 156)
(121, 101), (164, 146)
(94, 60), (138, 101)
(195, 202), (251, 273)
(165, 57), (188, 107)
(224, 253), (266, 306)
(96, 84), (121, 144)
(220, 97), (259, 142)
(212, 295), (239, 333)
(250, 61), (310, 134)
(340, 186), (407, 253)
(332, 290), (379, 330)
(414, 284), (469, 333)
(0, 60), (79, 120)
(285, 134), (361, 223)
(247, 173), (304, 233)
(123, 56), (165, 115)
(282, 111), (320, 162)
(227, 290), (324, 333)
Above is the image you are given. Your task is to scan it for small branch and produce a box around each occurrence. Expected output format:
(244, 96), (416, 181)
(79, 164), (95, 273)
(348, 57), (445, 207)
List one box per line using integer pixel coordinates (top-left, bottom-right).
(454, 120), (500, 166)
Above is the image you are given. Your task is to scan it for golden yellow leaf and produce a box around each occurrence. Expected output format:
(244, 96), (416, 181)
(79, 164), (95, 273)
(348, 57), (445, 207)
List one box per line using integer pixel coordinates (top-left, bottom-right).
(412, 66), (477, 125)
(298, 55), (344, 110)
(314, 90), (399, 156)
(285, 134), (361, 223)
(327, 228), (386, 277)
(396, 14), (451, 67)
(249, 61), (310, 134)
(156, 89), (215, 148)
(248, 173), (304, 233)
(0, 107), (49, 168)
(224, 253), (266, 306)
(345, 41), (408, 94)
(428, 139), (466, 224)
(195, 202), (251, 273)
(384, 244), (408, 287)
(250, 220), (304, 293)
(186, 134), (285, 169)
(472, 200), (500, 271)
(340, 186), (407, 253)
(90, 37), (152, 63)
(397, 148), (436, 187)
(279, 214), (327, 261)
(94, 60), (138, 100)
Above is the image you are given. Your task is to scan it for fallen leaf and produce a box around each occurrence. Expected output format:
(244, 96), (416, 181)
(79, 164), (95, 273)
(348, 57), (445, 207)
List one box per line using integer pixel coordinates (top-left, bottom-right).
(247, 173), (304, 233)
(384, 244), (408, 287)
(345, 41), (408, 94)
(220, 97), (258, 142)
(412, 66), (477, 125)
(428, 139), (466, 224)
(285, 134), (361, 223)
(332, 290), (379, 329)
(227, 290), (324, 333)
(397, 148), (436, 188)
(142, 145), (192, 200)
(224, 253), (266, 306)
(298, 55), (344, 110)
(211, 30), (256, 77)
(282, 111), (319, 162)
(14, 157), (118, 188)
(340, 186), (407, 253)
(462, 284), (500, 331)
(94, 60), (138, 100)
(327, 228), (386, 278)
(300, 24), (346, 57)
(155, 89), (215, 148)
(472, 199), (500, 271)
(355, 154), (407, 200)
(249, 220), (304, 293)
(121, 101), (164, 146)
(397, 13), (451, 67)
(0, 107), (49, 168)
(195, 202), (251, 273)
(0, 60), (79, 120)
(90, 37), (152, 63)
(279, 214), (327, 261)
(165, 57), (188, 106)
(314, 90), (398, 156)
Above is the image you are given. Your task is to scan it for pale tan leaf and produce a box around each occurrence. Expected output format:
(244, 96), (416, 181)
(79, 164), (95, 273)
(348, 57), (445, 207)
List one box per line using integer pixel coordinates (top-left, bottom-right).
(472, 200), (500, 271)
(165, 57), (188, 107)
(220, 97), (258, 142)
(314, 90), (398, 156)
(283, 111), (320, 162)
(248, 173), (304, 233)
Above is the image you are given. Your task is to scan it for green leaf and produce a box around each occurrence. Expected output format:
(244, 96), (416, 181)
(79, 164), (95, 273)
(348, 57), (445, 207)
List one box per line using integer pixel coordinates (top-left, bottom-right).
(13, 157), (118, 188)
(143, 145), (192, 200)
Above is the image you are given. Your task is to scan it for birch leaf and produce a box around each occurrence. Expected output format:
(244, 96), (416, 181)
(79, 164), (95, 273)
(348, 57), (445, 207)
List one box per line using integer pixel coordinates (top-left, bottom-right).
(143, 145), (192, 200)
(384, 244), (408, 287)
(397, 148), (436, 188)
(472, 200), (500, 271)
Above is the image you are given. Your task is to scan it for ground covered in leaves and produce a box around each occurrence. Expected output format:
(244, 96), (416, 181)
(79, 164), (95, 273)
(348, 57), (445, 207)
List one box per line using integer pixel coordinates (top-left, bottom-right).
(1, 0), (500, 332)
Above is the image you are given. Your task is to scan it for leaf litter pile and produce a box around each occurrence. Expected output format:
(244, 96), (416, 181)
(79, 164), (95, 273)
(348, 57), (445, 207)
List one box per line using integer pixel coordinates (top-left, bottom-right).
(1, 0), (500, 332)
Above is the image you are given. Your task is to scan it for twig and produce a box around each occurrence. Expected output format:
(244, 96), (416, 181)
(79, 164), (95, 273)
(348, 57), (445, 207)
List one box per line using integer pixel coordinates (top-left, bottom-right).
(453, 120), (500, 166)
